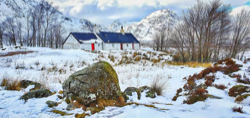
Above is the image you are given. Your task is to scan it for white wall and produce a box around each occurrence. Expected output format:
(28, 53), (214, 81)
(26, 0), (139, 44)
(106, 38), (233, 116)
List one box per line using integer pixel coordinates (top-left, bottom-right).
(103, 43), (140, 51)
(63, 35), (80, 49)
(123, 43), (132, 50)
(134, 43), (140, 50)
(104, 43), (120, 51)
(81, 43), (103, 51)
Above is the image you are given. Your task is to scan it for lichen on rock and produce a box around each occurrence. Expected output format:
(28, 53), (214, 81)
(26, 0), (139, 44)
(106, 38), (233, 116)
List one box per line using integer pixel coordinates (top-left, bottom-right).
(62, 61), (122, 107)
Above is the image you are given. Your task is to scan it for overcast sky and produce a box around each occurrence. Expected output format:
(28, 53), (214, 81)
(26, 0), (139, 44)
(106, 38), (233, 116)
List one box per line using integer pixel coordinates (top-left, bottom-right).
(52, 0), (250, 25)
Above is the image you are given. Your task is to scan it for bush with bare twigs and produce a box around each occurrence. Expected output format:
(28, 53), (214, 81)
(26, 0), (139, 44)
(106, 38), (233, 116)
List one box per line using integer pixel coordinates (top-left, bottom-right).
(150, 76), (168, 96)
(232, 106), (244, 113)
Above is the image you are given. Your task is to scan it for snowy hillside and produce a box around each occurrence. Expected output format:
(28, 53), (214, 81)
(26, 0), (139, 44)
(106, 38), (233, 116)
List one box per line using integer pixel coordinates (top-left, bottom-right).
(123, 9), (179, 41)
(0, 47), (250, 117)
(0, 0), (108, 36)
(108, 20), (136, 32)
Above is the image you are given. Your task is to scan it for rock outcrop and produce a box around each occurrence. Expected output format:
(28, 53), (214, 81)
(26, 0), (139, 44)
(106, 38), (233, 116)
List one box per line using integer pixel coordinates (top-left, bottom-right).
(124, 86), (156, 100)
(63, 61), (122, 106)
(20, 89), (52, 101)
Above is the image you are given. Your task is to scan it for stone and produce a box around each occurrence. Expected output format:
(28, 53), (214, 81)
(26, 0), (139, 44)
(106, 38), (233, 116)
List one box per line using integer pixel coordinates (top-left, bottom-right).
(62, 61), (121, 106)
(20, 89), (52, 101)
(123, 86), (156, 100)
(46, 100), (58, 107)
(124, 87), (137, 96)
(137, 86), (156, 99)
(66, 103), (75, 111)
(20, 80), (42, 91)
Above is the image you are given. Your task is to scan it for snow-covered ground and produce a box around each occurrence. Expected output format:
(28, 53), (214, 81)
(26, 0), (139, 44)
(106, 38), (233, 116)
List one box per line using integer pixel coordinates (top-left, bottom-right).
(0, 47), (250, 118)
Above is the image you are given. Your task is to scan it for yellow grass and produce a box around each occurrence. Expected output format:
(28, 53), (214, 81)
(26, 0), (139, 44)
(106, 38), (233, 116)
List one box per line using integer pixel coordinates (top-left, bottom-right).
(168, 61), (212, 68)
(1, 78), (21, 91)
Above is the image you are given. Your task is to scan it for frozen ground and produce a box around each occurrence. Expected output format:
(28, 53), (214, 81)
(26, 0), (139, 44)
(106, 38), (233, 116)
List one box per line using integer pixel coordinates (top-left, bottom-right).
(0, 47), (250, 118)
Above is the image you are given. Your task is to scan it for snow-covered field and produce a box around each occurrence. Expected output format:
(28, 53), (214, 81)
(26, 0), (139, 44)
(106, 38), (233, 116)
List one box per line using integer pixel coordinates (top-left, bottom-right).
(0, 47), (250, 118)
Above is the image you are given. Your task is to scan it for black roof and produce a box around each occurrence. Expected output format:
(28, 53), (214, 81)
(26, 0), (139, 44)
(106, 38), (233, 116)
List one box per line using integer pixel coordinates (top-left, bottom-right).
(97, 31), (139, 43)
(71, 32), (97, 41)
(64, 32), (139, 44)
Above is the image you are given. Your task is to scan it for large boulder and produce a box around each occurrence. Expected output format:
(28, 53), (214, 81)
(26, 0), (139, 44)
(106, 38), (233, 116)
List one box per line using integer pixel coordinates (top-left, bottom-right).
(62, 61), (121, 106)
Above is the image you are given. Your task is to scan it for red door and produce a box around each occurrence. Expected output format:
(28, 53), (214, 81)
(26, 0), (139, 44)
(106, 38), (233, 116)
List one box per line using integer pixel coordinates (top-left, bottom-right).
(91, 43), (95, 50)
(132, 43), (134, 50)
(121, 43), (123, 50)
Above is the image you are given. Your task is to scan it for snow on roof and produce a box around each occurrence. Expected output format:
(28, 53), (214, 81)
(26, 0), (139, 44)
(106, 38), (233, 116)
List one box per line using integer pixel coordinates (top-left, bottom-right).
(66, 31), (139, 44)
(71, 32), (97, 41)
(97, 31), (140, 43)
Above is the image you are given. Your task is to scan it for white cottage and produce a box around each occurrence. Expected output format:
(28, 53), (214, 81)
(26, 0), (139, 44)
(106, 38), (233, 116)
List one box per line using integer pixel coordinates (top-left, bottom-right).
(63, 26), (140, 51)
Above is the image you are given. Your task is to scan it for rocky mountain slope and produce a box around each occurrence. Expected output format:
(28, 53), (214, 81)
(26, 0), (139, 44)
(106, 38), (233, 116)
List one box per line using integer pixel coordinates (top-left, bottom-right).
(108, 20), (135, 32)
(0, 0), (108, 37)
(122, 9), (179, 41)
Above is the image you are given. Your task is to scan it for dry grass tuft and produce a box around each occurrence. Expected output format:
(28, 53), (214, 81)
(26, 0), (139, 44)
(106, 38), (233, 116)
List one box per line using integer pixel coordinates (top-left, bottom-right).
(150, 76), (168, 96)
(168, 62), (212, 68)
(1, 78), (21, 91)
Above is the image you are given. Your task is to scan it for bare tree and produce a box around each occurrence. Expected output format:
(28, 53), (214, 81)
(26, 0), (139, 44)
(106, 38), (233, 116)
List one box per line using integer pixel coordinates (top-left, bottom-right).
(153, 31), (161, 51)
(42, 0), (58, 47)
(160, 28), (167, 51)
(230, 9), (250, 58)
(3, 17), (17, 46)
(16, 21), (23, 46)
(0, 24), (4, 48)
(25, 8), (31, 46)
(30, 8), (37, 47)
(182, 0), (231, 62)
(54, 22), (65, 48)
(170, 23), (190, 63)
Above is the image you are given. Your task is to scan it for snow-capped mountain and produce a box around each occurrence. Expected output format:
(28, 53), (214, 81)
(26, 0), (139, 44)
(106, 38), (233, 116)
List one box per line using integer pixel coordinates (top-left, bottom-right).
(123, 9), (179, 41)
(0, 0), (108, 37)
(108, 20), (136, 32)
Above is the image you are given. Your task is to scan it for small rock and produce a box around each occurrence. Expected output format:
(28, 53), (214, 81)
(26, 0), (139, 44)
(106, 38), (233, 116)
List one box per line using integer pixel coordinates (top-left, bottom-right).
(20, 89), (52, 101)
(66, 103), (75, 111)
(20, 80), (42, 91)
(124, 86), (156, 100)
(46, 100), (58, 107)
(124, 87), (137, 96)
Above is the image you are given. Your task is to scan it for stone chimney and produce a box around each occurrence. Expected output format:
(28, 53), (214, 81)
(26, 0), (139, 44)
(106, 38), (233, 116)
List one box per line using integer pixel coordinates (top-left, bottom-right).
(93, 24), (99, 34)
(120, 26), (125, 35)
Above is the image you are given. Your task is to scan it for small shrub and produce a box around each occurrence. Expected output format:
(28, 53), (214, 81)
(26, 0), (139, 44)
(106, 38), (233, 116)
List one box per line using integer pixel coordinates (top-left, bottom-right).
(150, 76), (168, 96)
(214, 58), (235, 66)
(172, 88), (182, 101)
(232, 106), (244, 113)
(15, 62), (25, 69)
(228, 85), (247, 97)
(183, 88), (208, 104)
(34, 61), (40, 67)
(205, 80), (213, 86)
(172, 96), (178, 101)
(109, 55), (115, 62)
(133, 52), (138, 58)
(134, 56), (141, 61)
(235, 94), (250, 102)
(151, 59), (160, 63)
(214, 84), (227, 90)
(59, 68), (66, 74)
(236, 74), (250, 84)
